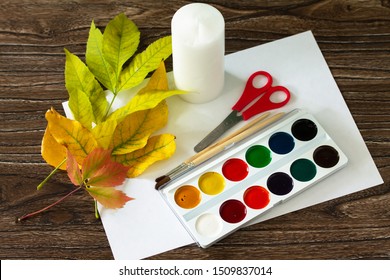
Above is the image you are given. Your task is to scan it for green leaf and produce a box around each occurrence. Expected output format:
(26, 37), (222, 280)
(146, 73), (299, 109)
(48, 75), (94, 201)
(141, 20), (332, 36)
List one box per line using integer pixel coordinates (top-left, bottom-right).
(103, 13), (140, 83)
(86, 21), (116, 92)
(65, 48), (108, 124)
(117, 36), (172, 92)
(68, 89), (94, 129)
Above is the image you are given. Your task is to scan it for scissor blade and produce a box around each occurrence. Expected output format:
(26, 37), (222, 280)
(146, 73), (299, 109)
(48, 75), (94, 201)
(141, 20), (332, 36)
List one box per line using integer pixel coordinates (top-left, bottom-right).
(194, 111), (242, 152)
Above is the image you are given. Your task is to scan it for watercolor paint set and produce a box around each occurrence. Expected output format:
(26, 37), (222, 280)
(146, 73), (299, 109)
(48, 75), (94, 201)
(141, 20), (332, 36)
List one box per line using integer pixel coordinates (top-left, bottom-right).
(159, 109), (348, 248)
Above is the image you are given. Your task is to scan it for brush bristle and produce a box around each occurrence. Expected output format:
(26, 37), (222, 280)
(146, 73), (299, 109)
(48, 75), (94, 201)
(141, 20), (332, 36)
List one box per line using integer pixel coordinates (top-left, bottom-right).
(155, 175), (165, 182)
(155, 175), (171, 190)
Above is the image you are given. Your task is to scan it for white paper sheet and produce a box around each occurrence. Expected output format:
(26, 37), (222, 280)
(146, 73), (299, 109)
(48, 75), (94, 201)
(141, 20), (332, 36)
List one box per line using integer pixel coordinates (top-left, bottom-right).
(64, 31), (383, 259)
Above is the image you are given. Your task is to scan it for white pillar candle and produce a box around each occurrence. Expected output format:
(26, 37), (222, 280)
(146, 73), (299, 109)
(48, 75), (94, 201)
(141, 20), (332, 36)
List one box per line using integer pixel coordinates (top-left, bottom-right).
(171, 3), (225, 103)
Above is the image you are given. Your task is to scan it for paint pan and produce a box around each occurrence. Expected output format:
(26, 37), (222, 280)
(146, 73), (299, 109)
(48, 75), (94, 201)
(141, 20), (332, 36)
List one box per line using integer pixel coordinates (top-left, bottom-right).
(159, 109), (348, 248)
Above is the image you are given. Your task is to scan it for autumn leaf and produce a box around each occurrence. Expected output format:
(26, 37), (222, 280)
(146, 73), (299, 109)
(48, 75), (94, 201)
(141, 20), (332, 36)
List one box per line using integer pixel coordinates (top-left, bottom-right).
(41, 127), (67, 170)
(81, 147), (111, 181)
(103, 13), (140, 84)
(138, 60), (169, 92)
(66, 149), (82, 186)
(68, 89), (94, 129)
(81, 148), (131, 209)
(81, 148), (129, 188)
(117, 36), (173, 93)
(86, 21), (116, 93)
(92, 119), (117, 149)
(115, 88), (185, 119)
(113, 134), (176, 178)
(25, 13), (182, 222)
(65, 48), (108, 125)
(65, 148), (131, 209)
(108, 61), (186, 122)
(109, 101), (168, 155)
(86, 186), (132, 209)
(87, 14), (141, 96)
(45, 107), (98, 165)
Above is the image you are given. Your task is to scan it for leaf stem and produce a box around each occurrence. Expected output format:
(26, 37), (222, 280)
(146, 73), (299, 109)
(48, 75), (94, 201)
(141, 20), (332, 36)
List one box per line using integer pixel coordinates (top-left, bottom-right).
(37, 158), (67, 190)
(17, 186), (82, 222)
(94, 199), (100, 219)
(104, 94), (117, 120)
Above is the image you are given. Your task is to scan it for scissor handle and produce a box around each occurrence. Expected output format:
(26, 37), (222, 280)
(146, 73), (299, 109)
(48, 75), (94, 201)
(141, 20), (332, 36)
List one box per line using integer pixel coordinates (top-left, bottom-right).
(241, 85), (290, 120)
(232, 71), (273, 112)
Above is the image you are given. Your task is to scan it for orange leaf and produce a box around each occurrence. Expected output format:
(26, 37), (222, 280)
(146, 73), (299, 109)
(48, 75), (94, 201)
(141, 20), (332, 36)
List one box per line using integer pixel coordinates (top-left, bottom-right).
(82, 148), (129, 188)
(66, 149), (82, 186)
(86, 186), (133, 209)
(81, 148), (111, 181)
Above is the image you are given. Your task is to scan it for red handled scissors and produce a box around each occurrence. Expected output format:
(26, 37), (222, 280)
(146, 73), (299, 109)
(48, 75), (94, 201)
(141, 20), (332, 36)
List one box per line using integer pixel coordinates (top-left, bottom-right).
(194, 70), (291, 152)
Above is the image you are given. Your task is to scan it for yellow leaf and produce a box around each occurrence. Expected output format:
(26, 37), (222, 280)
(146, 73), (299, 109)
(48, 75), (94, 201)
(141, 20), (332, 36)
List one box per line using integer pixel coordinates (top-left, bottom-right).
(92, 119), (117, 149)
(113, 134), (176, 178)
(138, 60), (169, 92)
(45, 107), (98, 165)
(121, 89), (185, 116)
(41, 126), (67, 170)
(110, 101), (168, 155)
(108, 61), (186, 122)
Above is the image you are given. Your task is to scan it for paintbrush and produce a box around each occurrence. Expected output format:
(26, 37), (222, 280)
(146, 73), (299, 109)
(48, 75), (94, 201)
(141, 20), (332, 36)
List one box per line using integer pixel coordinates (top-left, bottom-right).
(155, 111), (285, 190)
(154, 112), (271, 184)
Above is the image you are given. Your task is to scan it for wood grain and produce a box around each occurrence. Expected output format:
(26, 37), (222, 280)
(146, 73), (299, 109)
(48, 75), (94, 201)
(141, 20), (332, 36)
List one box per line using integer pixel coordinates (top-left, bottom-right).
(0, 0), (389, 260)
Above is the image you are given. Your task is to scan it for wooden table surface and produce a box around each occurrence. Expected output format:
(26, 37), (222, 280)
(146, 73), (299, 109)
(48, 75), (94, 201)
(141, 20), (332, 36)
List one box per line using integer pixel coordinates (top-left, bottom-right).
(1, 0), (389, 260)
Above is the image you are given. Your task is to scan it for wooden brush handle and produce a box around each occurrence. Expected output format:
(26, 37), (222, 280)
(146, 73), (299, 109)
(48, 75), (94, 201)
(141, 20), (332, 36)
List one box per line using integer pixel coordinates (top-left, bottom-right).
(184, 112), (270, 164)
(187, 112), (285, 166)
